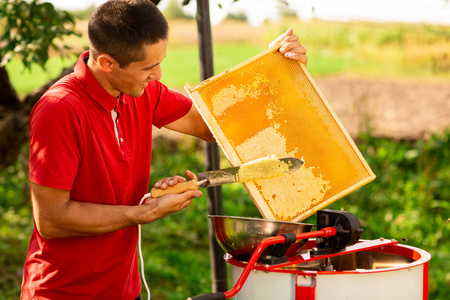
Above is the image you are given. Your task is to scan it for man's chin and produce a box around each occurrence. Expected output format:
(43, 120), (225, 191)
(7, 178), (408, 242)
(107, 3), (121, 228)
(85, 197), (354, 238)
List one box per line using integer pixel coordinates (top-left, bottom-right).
(127, 87), (146, 98)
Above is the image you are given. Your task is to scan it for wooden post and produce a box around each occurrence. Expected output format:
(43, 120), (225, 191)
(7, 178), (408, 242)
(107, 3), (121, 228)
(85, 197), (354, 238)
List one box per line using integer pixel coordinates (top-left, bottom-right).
(195, 0), (228, 293)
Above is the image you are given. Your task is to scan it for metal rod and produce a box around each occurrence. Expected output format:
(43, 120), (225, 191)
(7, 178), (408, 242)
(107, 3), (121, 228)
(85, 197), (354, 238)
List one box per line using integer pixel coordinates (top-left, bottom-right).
(195, 0), (228, 293)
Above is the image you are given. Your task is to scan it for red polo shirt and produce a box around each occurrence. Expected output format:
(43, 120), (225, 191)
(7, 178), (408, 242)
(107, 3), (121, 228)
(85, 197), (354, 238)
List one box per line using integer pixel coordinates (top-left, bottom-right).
(22, 51), (192, 299)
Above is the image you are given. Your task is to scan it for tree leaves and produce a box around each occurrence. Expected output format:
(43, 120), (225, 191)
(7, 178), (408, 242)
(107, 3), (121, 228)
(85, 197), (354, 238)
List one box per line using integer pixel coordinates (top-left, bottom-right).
(0, 0), (80, 70)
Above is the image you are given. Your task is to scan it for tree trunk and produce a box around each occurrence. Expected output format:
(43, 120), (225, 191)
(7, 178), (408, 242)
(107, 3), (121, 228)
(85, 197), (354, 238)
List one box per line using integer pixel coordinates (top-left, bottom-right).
(0, 65), (19, 107)
(0, 60), (74, 171)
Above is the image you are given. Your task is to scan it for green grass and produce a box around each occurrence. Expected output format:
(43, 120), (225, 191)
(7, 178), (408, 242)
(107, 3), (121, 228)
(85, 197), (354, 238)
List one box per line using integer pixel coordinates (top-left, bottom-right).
(7, 19), (450, 96)
(7, 43), (265, 96)
(153, 42), (266, 89)
(269, 19), (450, 80)
(5, 55), (78, 96)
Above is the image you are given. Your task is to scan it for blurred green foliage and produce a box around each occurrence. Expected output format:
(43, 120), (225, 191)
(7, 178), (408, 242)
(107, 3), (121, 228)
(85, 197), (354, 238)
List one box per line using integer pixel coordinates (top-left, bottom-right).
(163, 0), (193, 20)
(0, 0), (79, 69)
(329, 131), (450, 299)
(0, 131), (449, 299)
(143, 130), (449, 299)
(0, 146), (31, 299)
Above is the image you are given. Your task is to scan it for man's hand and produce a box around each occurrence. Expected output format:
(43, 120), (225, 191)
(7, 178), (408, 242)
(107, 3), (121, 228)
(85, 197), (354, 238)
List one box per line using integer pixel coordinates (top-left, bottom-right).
(269, 28), (307, 65)
(138, 190), (201, 223)
(137, 170), (202, 223)
(31, 170), (202, 239)
(152, 169), (198, 190)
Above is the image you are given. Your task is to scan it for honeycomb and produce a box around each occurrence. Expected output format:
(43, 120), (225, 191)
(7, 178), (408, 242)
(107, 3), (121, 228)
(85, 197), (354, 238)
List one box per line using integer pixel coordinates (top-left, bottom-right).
(237, 155), (290, 183)
(186, 47), (375, 222)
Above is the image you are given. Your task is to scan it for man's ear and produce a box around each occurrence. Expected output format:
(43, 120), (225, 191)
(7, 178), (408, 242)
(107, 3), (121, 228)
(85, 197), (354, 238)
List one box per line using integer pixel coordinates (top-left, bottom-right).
(97, 54), (117, 72)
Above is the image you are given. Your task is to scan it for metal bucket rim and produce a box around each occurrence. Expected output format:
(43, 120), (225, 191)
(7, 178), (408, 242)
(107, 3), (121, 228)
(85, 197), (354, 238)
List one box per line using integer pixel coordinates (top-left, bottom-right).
(208, 214), (314, 227)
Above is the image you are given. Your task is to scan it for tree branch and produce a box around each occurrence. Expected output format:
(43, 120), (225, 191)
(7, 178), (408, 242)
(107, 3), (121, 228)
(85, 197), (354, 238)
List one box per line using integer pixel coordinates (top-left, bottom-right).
(0, 65), (19, 108)
(0, 62), (75, 171)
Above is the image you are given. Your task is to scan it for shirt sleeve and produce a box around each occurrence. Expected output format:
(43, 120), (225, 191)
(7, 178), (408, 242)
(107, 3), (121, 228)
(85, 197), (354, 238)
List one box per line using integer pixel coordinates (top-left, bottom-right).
(150, 81), (193, 129)
(29, 96), (82, 190)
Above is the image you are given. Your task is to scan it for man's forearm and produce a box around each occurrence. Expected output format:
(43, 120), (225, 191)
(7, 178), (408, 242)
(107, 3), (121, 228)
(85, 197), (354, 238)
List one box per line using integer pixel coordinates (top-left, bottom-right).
(35, 199), (139, 239)
(31, 180), (201, 239)
(31, 182), (143, 239)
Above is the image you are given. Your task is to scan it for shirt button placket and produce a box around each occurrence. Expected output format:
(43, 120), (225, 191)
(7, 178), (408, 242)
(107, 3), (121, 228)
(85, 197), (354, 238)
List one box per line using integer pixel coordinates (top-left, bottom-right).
(116, 108), (124, 155)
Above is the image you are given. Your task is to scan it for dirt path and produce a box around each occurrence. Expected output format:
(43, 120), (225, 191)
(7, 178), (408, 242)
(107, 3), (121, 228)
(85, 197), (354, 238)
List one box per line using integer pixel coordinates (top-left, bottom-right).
(155, 75), (450, 142)
(316, 76), (450, 140)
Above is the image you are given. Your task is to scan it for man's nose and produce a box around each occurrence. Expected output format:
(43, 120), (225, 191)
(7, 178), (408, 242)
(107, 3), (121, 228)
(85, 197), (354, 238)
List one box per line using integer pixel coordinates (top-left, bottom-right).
(150, 65), (162, 81)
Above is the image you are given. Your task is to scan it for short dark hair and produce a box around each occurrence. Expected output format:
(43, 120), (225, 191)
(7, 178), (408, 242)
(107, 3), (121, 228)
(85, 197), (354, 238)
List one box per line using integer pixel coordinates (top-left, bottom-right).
(88, 0), (168, 68)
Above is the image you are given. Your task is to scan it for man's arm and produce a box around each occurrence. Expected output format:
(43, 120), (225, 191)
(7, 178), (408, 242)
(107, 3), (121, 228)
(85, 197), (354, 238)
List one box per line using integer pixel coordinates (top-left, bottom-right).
(163, 104), (215, 142)
(31, 173), (202, 239)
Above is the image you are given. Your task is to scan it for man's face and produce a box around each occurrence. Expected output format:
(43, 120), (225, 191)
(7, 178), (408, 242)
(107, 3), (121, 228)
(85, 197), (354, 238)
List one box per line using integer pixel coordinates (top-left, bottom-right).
(109, 39), (168, 98)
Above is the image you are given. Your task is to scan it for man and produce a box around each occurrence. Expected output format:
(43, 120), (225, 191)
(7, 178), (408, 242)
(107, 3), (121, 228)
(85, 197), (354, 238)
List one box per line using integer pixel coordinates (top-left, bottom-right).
(21, 0), (307, 299)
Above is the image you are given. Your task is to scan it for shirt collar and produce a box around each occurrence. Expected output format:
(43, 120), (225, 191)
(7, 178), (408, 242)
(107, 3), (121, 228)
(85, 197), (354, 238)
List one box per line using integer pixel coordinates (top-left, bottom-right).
(74, 51), (128, 112)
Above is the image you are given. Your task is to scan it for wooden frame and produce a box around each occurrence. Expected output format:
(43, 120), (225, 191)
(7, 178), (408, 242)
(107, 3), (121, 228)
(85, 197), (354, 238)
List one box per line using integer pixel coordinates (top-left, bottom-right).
(185, 46), (376, 222)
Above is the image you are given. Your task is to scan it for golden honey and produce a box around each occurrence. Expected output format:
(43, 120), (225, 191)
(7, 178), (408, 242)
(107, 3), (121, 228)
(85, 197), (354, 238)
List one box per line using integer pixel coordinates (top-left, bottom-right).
(186, 47), (375, 222)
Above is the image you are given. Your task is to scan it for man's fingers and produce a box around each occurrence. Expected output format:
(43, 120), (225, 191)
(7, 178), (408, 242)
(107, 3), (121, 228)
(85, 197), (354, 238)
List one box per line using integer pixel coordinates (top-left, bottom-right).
(164, 189), (202, 211)
(279, 42), (304, 54)
(154, 175), (187, 189)
(185, 169), (198, 181)
(280, 33), (299, 47)
(284, 52), (308, 65)
(269, 28), (293, 48)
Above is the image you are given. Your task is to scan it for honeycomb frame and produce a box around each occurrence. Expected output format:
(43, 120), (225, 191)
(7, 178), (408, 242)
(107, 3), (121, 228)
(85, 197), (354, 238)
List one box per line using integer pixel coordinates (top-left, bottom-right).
(185, 45), (375, 222)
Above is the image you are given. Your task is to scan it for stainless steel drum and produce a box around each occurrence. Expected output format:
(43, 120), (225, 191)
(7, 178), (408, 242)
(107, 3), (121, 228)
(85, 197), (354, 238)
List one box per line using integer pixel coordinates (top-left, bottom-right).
(209, 215), (314, 261)
(226, 239), (431, 300)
